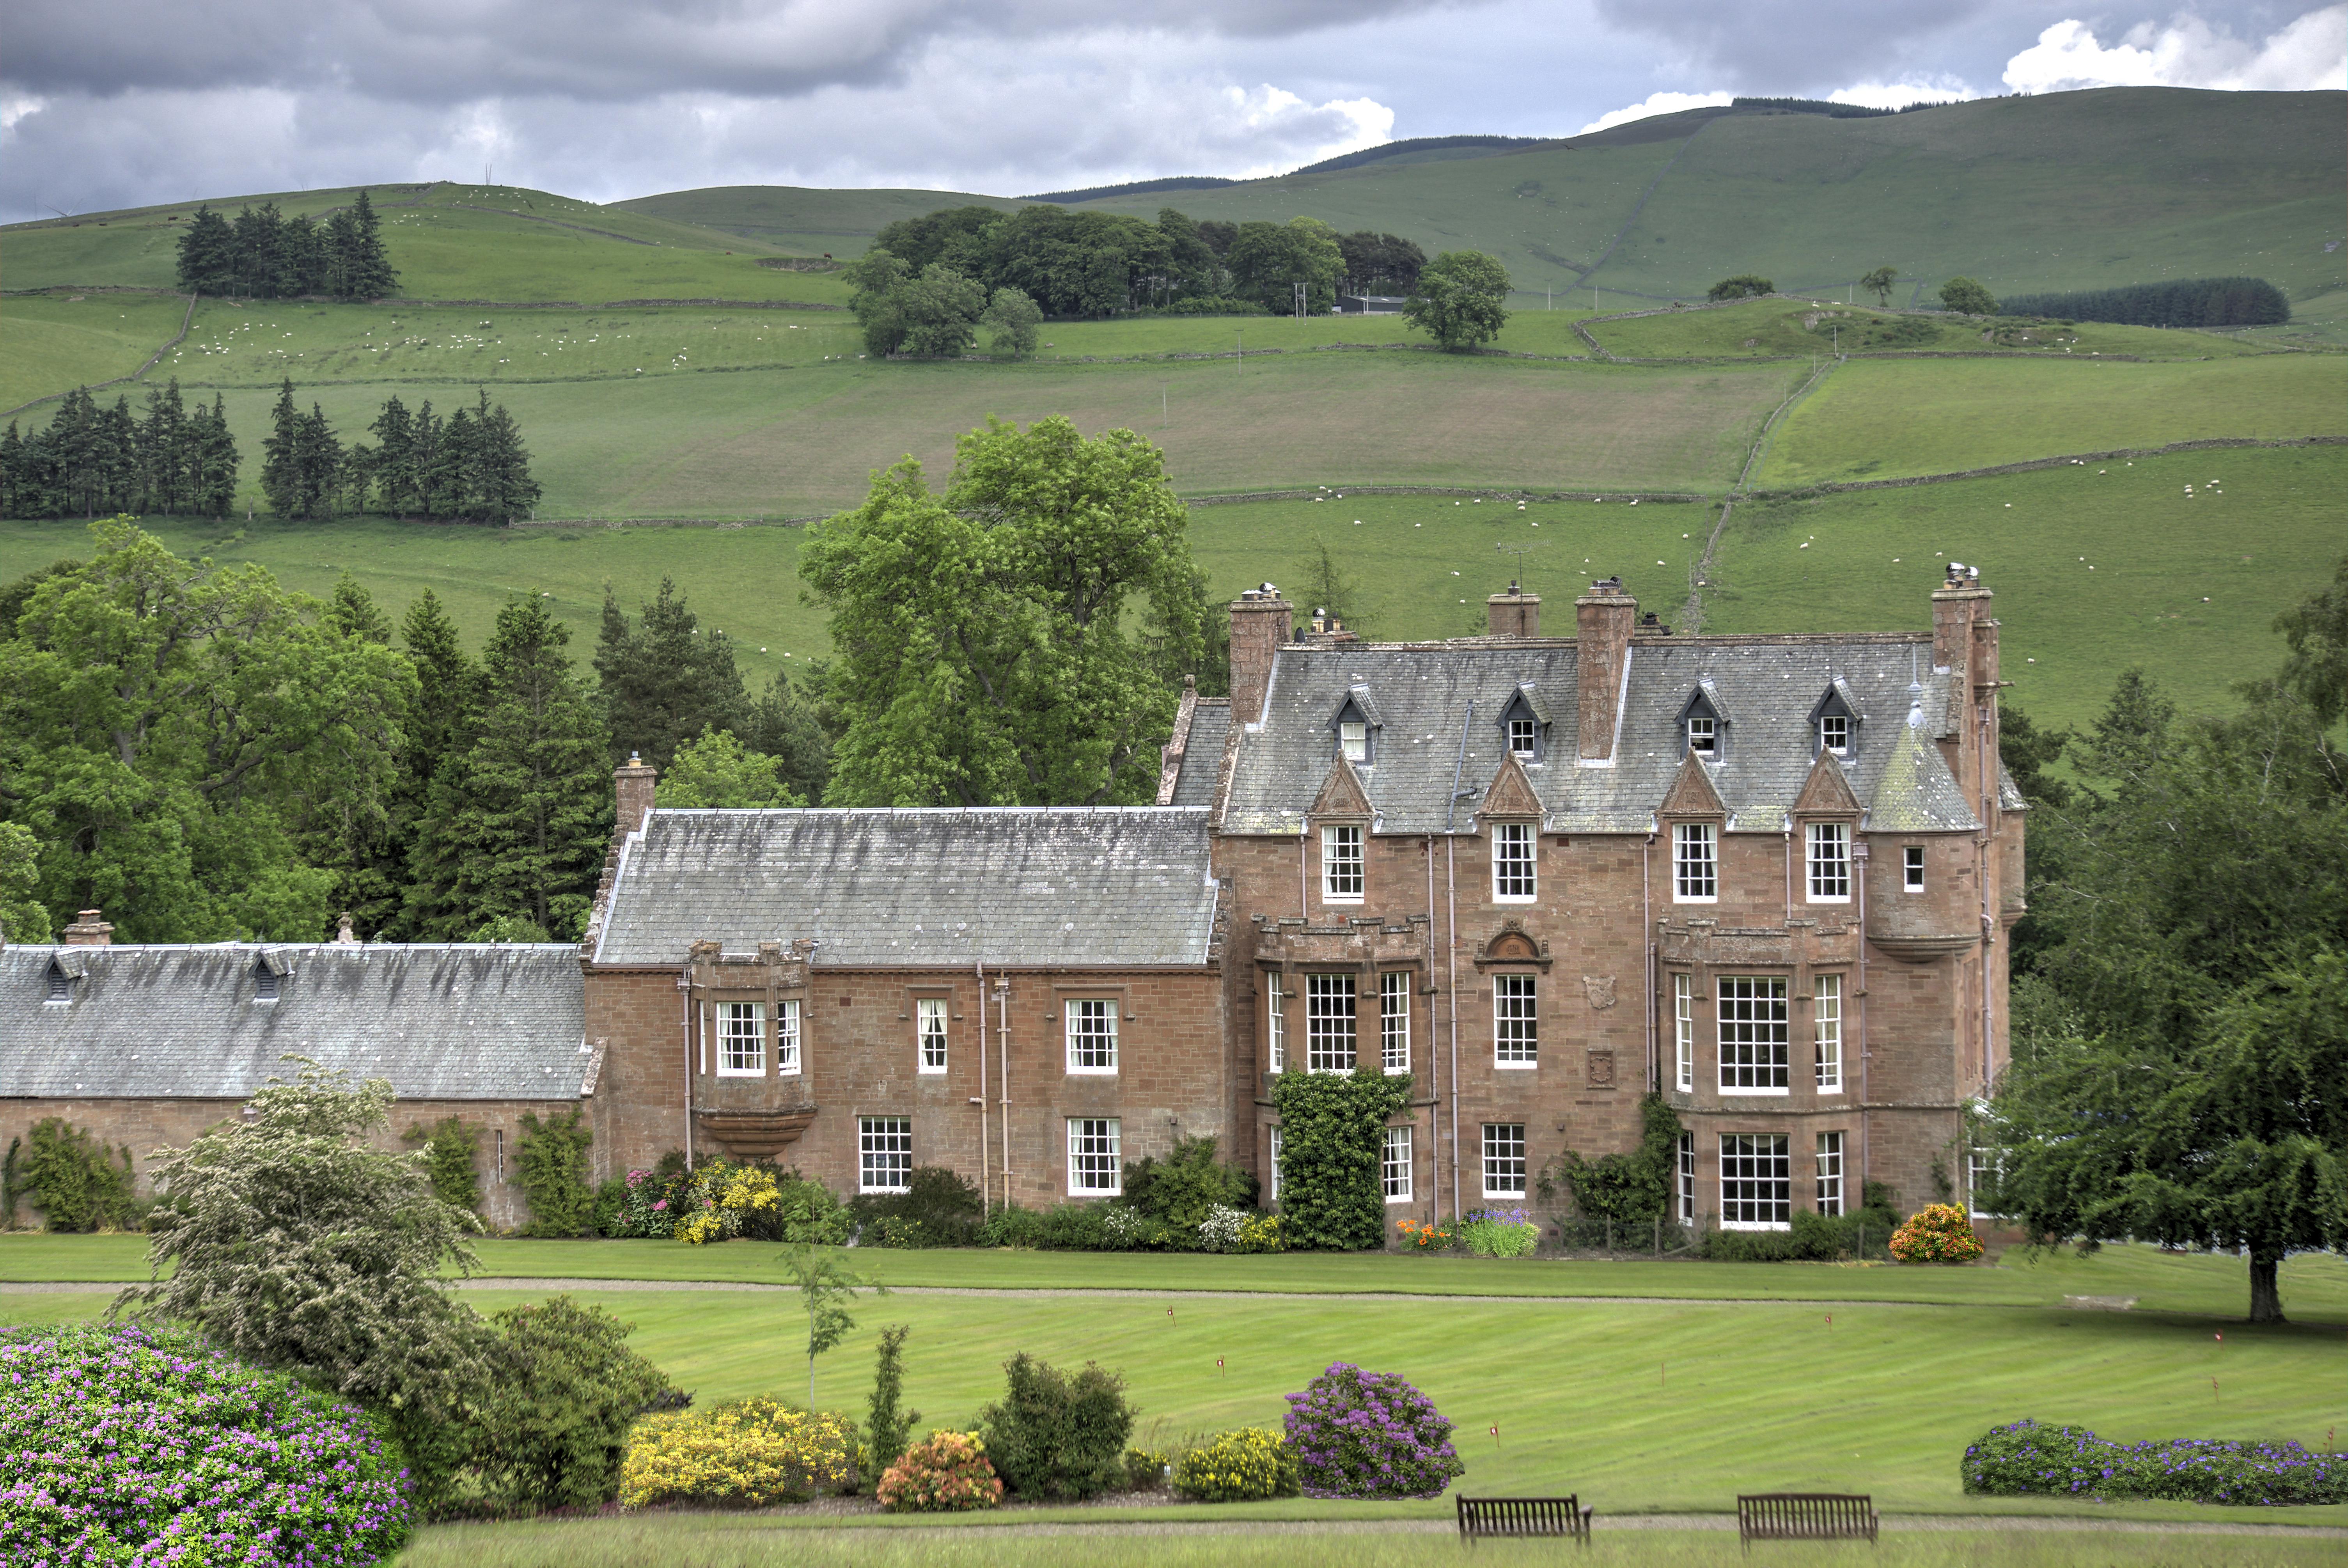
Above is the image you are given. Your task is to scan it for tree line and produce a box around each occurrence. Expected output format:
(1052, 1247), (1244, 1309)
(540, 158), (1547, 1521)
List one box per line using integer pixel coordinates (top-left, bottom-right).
(174, 190), (400, 302)
(0, 380), (239, 520)
(1998, 277), (2288, 329)
(259, 382), (543, 522)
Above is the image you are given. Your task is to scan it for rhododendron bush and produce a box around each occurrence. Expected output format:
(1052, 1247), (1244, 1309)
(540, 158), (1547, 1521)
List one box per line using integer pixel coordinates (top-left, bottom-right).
(875, 1431), (1003, 1512)
(0, 1324), (411, 1565)
(1282, 1362), (1465, 1499)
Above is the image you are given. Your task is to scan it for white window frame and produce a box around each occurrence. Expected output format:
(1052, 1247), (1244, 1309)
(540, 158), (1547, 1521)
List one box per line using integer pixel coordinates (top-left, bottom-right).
(776, 998), (801, 1075)
(1064, 998), (1119, 1075)
(1481, 1123), (1527, 1199)
(1305, 973), (1357, 1074)
(716, 1000), (765, 1077)
(1491, 821), (1536, 902)
(1904, 844), (1927, 891)
(1814, 974), (1844, 1093)
(1720, 1133), (1791, 1229)
(1493, 974), (1539, 1068)
(858, 1116), (912, 1194)
(1687, 713), (1717, 757)
(1806, 821), (1852, 903)
(1068, 1117), (1121, 1197)
(1677, 1131), (1697, 1224)
(1816, 1131), (1846, 1217)
(1269, 1125), (1283, 1203)
(1968, 1144), (2004, 1219)
(1507, 715), (1538, 759)
(1819, 711), (1850, 757)
(1339, 720), (1368, 763)
(1321, 823), (1365, 903)
(1266, 976), (1287, 1073)
(1673, 972), (1695, 1093)
(1674, 821), (1718, 903)
(1379, 970), (1411, 1075)
(1717, 976), (1789, 1094)
(917, 997), (948, 1075)
(1382, 1126), (1413, 1202)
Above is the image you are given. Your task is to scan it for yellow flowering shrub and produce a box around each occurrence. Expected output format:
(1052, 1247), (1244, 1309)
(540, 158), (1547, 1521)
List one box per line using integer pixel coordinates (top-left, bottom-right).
(1238, 1214), (1284, 1253)
(1888, 1202), (1987, 1264)
(617, 1398), (855, 1508)
(1171, 1427), (1300, 1503)
(875, 1431), (1004, 1512)
(673, 1163), (784, 1245)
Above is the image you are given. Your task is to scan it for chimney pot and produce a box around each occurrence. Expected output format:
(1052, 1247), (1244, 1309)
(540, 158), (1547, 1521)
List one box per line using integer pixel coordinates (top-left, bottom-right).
(1486, 583), (1541, 638)
(1575, 577), (1638, 760)
(614, 754), (658, 843)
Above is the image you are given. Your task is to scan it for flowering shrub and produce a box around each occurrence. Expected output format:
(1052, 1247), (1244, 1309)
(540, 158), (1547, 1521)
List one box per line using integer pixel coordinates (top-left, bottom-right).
(1963, 1419), (2348, 1505)
(1457, 1208), (1540, 1258)
(1198, 1204), (1247, 1252)
(876, 1431), (1004, 1512)
(675, 1161), (786, 1245)
(618, 1397), (856, 1508)
(1238, 1213), (1284, 1253)
(0, 1324), (410, 1564)
(1396, 1218), (1456, 1250)
(1172, 1427), (1301, 1502)
(1124, 1447), (1170, 1489)
(1283, 1363), (1465, 1500)
(1889, 1203), (1986, 1264)
(607, 1166), (687, 1238)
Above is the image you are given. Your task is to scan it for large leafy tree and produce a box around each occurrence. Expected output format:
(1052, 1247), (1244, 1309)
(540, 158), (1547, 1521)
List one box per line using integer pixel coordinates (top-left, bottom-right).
(1404, 250), (1512, 350)
(0, 521), (412, 942)
(2275, 552), (2348, 726)
(800, 416), (1208, 806)
(1990, 671), (2348, 1321)
(1224, 218), (1344, 314)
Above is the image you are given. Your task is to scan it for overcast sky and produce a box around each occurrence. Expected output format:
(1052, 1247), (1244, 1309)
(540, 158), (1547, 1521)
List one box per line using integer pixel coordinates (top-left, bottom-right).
(4, 2), (2340, 221)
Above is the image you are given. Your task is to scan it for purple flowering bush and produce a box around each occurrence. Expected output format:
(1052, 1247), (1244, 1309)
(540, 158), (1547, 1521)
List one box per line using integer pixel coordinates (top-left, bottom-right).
(1964, 1419), (2348, 1506)
(1282, 1363), (1466, 1500)
(0, 1323), (411, 1566)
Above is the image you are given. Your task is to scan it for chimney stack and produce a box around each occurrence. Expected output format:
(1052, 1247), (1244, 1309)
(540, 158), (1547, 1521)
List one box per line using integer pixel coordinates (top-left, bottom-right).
(614, 752), (658, 841)
(1486, 581), (1541, 638)
(1229, 584), (1294, 725)
(1932, 562), (1995, 678)
(1575, 576), (1637, 760)
(63, 909), (114, 947)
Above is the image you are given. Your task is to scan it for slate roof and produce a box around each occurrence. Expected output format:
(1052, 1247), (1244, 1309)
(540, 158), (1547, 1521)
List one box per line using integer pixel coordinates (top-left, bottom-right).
(0, 944), (587, 1101)
(594, 808), (1219, 968)
(1222, 636), (1981, 836)
(1170, 703), (1230, 808)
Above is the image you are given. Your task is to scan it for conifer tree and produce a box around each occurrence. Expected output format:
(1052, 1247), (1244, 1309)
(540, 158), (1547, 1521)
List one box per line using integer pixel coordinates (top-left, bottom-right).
(135, 380), (188, 514)
(746, 668), (835, 804)
(393, 591), (483, 939)
(174, 206), (236, 295)
(300, 575), (410, 933)
(188, 396), (240, 518)
(369, 395), (418, 518)
(427, 594), (611, 939)
(344, 189), (399, 300)
(594, 576), (748, 770)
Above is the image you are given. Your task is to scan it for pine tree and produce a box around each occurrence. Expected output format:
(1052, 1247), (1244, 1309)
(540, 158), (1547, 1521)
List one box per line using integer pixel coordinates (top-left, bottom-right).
(369, 395), (417, 518)
(296, 404), (344, 517)
(231, 204), (287, 299)
(300, 575), (411, 935)
(136, 380), (187, 514)
(280, 215), (326, 296)
(467, 390), (542, 522)
(393, 590), (482, 939)
(328, 573), (396, 643)
(175, 206), (237, 296)
(260, 380), (302, 517)
(189, 396), (240, 518)
(344, 190), (400, 301)
(429, 594), (611, 939)
(594, 576), (749, 770)
(747, 668), (835, 803)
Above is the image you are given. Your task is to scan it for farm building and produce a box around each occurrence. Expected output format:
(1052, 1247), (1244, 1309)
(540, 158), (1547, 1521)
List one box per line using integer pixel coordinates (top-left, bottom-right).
(2, 569), (2021, 1234)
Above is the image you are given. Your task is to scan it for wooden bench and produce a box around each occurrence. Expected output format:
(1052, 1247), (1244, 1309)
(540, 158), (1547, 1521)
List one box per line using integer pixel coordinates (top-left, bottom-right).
(1455, 1495), (1593, 1547)
(1736, 1493), (1878, 1550)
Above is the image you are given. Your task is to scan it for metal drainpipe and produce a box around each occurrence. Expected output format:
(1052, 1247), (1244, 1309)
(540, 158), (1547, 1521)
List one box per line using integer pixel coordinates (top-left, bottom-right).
(1446, 702), (1474, 1224)
(1643, 829), (1656, 1092)
(1298, 827), (1309, 919)
(1979, 702), (1995, 1094)
(1424, 834), (1438, 1223)
(1855, 840), (1871, 1187)
(997, 977), (1013, 1203)
(975, 960), (989, 1216)
(677, 969), (693, 1170)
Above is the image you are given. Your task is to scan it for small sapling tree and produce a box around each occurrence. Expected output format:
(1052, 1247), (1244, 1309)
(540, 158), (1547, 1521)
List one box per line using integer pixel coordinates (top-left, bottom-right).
(780, 1242), (883, 1406)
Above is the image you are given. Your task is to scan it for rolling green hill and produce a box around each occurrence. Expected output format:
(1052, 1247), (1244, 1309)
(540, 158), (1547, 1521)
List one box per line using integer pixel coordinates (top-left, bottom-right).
(612, 184), (1024, 256)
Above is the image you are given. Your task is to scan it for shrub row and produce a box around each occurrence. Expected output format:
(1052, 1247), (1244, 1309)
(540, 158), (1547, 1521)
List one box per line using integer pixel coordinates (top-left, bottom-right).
(1965, 1419), (2348, 1506)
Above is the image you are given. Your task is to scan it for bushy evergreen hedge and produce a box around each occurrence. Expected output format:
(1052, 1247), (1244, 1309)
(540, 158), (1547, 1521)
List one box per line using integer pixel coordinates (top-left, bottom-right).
(1964, 1419), (2348, 1505)
(1999, 277), (2289, 328)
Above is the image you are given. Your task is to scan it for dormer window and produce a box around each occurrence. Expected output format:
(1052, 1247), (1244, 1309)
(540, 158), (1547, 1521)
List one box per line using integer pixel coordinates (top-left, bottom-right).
(1340, 721), (1368, 763)
(1331, 686), (1383, 765)
(255, 966), (280, 1002)
(1497, 684), (1548, 762)
(1810, 684), (1862, 759)
(1819, 713), (1850, 756)
(1507, 717), (1536, 758)
(46, 964), (73, 1004)
(1677, 685), (1726, 760)
(1687, 714), (1716, 756)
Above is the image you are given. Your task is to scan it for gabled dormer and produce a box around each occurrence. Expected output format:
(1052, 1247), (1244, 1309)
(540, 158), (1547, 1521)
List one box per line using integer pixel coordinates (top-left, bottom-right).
(1497, 681), (1552, 764)
(1675, 680), (1730, 762)
(252, 948), (294, 1004)
(44, 952), (88, 1005)
(1808, 679), (1864, 760)
(1329, 682), (1385, 766)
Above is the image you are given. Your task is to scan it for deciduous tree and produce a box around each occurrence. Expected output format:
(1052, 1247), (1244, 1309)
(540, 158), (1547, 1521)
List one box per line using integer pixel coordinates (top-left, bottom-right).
(1939, 277), (1999, 315)
(1860, 266), (1899, 307)
(1403, 250), (1512, 350)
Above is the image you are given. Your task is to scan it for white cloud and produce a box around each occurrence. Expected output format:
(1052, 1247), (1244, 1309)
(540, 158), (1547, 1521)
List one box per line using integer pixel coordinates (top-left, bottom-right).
(1826, 76), (1976, 109)
(2002, 8), (2347, 94)
(1577, 90), (1731, 134)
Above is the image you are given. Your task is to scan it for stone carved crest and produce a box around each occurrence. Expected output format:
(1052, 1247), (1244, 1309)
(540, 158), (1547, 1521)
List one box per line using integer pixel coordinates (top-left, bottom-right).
(1582, 974), (1617, 1010)
(1586, 1049), (1616, 1088)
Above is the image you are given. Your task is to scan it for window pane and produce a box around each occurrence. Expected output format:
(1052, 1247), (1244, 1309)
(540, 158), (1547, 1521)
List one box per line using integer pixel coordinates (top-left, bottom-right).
(1508, 717), (1536, 757)
(1380, 971), (1411, 1075)
(1717, 977), (1789, 1090)
(859, 1116), (912, 1194)
(1816, 1132), (1845, 1217)
(1807, 822), (1851, 901)
(1066, 999), (1118, 1072)
(1493, 974), (1538, 1065)
(1340, 721), (1367, 762)
(718, 1001), (764, 1076)
(1266, 979), (1287, 1073)
(917, 997), (948, 1072)
(1493, 821), (1536, 900)
(777, 999), (800, 1074)
(1677, 1132), (1696, 1224)
(1069, 1117), (1122, 1196)
(1481, 1123), (1527, 1198)
(1306, 974), (1356, 1073)
(1269, 1125), (1283, 1203)
(1688, 714), (1715, 755)
(1322, 825), (1364, 899)
(1820, 713), (1849, 754)
(1382, 1126), (1413, 1201)
(1905, 844), (1926, 890)
(1673, 973), (1694, 1092)
(1674, 822), (1717, 901)
(1719, 1133), (1790, 1226)
(1814, 975), (1843, 1092)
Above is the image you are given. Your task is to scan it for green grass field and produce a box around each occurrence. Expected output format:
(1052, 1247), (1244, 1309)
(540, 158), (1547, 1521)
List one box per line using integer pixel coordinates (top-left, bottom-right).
(1587, 298), (2276, 363)
(1756, 355), (2348, 488)
(0, 292), (193, 413)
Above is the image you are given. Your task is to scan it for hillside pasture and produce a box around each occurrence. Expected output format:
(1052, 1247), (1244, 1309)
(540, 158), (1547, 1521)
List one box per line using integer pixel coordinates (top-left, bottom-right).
(0, 292), (193, 413)
(1586, 298), (2275, 362)
(1756, 354), (2348, 488)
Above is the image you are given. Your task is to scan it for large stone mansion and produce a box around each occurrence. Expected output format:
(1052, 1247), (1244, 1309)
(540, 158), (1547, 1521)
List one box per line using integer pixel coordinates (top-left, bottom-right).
(2, 569), (2021, 1235)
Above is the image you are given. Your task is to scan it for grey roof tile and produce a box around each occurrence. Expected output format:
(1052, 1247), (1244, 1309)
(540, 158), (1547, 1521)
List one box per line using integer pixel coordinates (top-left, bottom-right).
(0, 944), (587, 1101)
(1224, 636), (1979, 836)
(1170, 705), (1230, 808)
(595, 808), (1218, 968)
